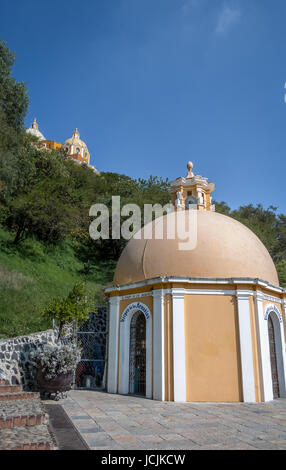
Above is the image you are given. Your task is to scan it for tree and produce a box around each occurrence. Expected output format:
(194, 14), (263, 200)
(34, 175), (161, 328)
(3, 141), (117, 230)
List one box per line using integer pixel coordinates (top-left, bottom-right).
(213, 200), (231, 215)
(84, 172), (170, 261)
(0, 40), (28, 128)
(0, 39), (30, 206)
(275, 214), (286, 263)
(42, 282), (93, 340)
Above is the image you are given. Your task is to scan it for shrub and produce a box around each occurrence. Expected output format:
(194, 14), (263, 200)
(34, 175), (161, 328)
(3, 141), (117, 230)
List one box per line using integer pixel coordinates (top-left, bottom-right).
(30, 342), (82, 380)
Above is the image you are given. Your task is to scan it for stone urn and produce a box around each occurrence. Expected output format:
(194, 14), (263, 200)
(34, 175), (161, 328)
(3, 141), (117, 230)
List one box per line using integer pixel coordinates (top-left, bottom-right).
(36, 367), (74, 400)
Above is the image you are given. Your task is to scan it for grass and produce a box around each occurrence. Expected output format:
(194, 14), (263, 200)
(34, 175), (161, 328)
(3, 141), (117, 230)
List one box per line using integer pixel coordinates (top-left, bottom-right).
(0, 227), (116, 338)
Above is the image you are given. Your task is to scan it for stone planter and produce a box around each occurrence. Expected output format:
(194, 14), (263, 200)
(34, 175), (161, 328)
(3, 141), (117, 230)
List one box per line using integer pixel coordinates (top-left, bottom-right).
(36, 367), (74, 400)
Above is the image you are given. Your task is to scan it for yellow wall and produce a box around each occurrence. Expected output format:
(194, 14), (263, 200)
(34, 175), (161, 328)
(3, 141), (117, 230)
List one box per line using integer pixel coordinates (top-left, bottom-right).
(184, 294), (243, 402)
(43, 140), (62, 150)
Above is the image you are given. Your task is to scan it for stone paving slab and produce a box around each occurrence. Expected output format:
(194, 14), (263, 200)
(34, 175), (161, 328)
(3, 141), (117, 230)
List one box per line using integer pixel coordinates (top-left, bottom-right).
(55, 391), (286, 450)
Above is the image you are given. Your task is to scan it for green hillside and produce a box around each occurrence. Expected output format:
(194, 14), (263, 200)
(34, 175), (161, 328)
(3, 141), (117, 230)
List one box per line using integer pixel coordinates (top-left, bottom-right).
(0, 226), (115, 338)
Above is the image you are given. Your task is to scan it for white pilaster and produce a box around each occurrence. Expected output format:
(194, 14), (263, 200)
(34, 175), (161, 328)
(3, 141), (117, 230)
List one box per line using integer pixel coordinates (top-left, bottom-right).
(282, 299), (286, 323)
(146, 317), (153, 399)
(107, 296), (120, 394)
(236, 291), (256, 402)
(153, 290), (165, 401)
(172, 290), (186, 402)
(118, 317), (130, 395)
(254, 292), (273, 402)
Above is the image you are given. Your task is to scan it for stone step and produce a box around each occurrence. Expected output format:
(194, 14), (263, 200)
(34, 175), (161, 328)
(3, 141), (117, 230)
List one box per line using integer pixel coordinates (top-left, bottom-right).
(0, 392), (40, 401)
(0, 385), (22, 394)
(0, 400), (47, 430)
(0, 398), (47, 429)
(0, 424), (56, 450)
(0, 413), (46, 429)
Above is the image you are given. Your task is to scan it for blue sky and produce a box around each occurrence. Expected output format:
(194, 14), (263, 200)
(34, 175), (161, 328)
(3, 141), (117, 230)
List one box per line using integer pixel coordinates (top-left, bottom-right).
(1, 0), (286, 211)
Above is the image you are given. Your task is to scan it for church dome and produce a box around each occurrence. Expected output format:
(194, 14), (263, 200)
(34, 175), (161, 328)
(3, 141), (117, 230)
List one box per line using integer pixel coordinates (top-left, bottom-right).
(64, 128), (87, 148)
(114, 210), (279, 286)
(26, 118), (46, 141)
(64, 128), (90, 164)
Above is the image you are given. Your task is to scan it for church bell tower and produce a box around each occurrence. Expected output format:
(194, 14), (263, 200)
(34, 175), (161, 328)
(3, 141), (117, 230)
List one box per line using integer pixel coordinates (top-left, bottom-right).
(169, 161), (215, 211)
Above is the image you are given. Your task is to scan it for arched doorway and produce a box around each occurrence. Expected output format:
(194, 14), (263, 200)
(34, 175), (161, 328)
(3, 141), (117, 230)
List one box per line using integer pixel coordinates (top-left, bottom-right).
(129, 311), (146, 396)
(268, 315), (280, 398)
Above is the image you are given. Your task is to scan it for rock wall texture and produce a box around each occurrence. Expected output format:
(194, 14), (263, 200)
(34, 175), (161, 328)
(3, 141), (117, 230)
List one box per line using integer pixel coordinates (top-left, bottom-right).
(0, 330), (57, 390)
(0, 308), (108, 391)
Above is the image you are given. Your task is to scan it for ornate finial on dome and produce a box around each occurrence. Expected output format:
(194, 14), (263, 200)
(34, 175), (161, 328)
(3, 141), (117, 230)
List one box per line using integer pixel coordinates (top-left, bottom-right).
(186, 161), (194, 179)
(31, 118), (38, 130)
(73, 128), (80, 138)
(26, 118), (45, 140)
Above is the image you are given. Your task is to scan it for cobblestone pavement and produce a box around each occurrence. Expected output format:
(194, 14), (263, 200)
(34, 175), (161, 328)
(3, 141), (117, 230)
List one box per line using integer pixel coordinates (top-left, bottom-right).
(60, 390), (286, 450)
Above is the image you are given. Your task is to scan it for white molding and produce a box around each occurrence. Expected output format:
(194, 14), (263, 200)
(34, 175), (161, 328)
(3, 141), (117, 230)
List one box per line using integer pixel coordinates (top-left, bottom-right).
(113, 288), (262, 301)
(153, 290), (165, 401)
(105, 276), (284, 295)
(118, 302), (152, 399)
(172, 291), (186, 402)
(255, 297), (274, 401)
(113, 288), (283, 301)
(107, 296), (120, 394)
(236, 291), (256, 402)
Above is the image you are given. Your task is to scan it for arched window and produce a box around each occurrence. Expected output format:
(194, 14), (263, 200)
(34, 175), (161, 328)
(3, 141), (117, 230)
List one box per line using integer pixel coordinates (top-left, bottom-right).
(185, 195), (197, 209)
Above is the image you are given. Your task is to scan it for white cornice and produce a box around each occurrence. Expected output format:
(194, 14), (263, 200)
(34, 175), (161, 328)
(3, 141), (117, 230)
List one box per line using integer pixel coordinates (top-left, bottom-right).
(169, 175), (215, 191)
(105, 276), (285, 295)
(115, 288), (283, 302)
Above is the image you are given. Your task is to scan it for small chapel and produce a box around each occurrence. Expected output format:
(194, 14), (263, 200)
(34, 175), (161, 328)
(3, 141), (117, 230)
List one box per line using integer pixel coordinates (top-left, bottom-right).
(106, 162), (286, 403)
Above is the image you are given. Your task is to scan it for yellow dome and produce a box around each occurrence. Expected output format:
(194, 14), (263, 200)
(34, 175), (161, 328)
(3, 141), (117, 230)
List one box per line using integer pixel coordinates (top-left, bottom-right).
(64, 128), (90, 164)
(114, 210), (279, 286)
(64, 128), (88, 149)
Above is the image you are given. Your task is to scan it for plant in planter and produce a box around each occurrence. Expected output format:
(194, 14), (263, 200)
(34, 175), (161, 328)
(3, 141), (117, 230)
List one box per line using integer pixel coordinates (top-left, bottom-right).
(30, 342), (82, 399)
(30, 282), (93, 399)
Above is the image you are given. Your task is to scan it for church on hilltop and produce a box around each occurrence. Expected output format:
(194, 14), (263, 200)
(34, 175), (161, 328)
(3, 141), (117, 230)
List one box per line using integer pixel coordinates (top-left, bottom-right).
(26, 118), (99, 174)
(106, 162), (286, 403)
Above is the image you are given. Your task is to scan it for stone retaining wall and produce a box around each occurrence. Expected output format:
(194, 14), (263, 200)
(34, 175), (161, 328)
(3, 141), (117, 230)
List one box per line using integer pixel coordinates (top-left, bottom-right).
(0, 330), (57, 390)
